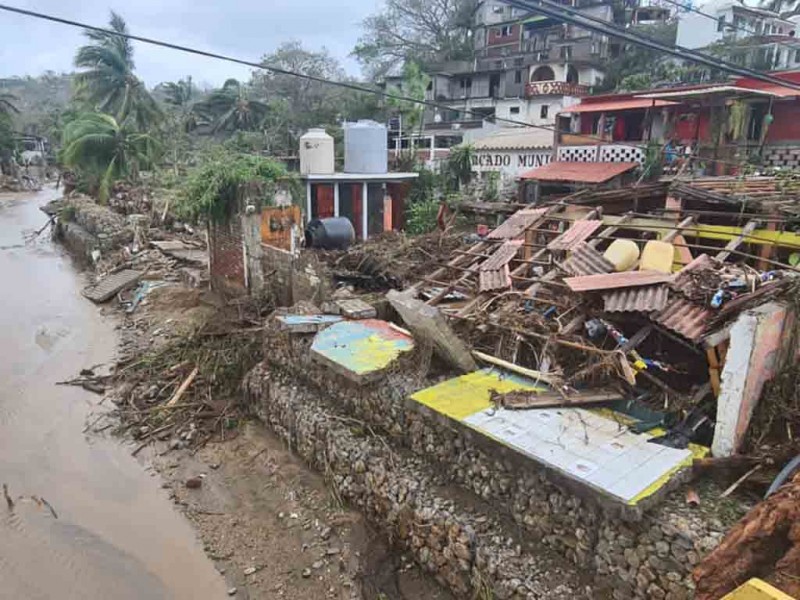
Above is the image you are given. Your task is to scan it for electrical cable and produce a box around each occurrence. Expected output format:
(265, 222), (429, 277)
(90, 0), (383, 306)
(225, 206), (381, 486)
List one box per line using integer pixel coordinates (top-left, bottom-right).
(0, 2), (765, 169)
(501, 0), (800, 90)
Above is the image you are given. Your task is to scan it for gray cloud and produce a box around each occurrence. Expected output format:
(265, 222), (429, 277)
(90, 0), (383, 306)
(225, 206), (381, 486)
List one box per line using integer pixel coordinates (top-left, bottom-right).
(0, 0), (374, 86)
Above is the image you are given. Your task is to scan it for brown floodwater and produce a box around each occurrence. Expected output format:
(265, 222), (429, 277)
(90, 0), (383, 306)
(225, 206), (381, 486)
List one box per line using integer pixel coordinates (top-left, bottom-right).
(0, 188), (227, 599)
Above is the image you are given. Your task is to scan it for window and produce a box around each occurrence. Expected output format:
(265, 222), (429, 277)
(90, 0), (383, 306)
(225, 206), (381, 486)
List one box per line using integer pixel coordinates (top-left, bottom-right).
(510, 106), (521, 115)
(514, 70), (523, 84)
(540, 105), (549, 119)
(717, 16), (725, 32)
(514, 57), (524, 66)
(795, 48), (800, 62)
(560, 45), (572, 60)
(501, 25), (513, 36)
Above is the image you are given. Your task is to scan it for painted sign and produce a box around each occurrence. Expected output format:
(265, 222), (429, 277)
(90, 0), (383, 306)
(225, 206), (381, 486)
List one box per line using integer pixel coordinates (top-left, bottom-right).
(471, 150), (553, 179)
(525, 82), (589, 97)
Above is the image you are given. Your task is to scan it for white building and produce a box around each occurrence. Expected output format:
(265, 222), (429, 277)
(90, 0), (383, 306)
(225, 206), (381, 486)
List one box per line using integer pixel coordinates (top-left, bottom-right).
(676, 1), (800, 71)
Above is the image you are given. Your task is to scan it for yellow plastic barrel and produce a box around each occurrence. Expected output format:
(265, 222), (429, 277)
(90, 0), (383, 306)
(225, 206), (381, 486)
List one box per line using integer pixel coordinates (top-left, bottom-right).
(603, 239), (640, 272)
(640, 240), (675, 274)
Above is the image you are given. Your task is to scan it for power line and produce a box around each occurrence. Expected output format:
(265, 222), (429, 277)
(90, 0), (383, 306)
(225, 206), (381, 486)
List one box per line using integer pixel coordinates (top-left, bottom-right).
(660, 0), (800, 54)
(0, 3), (758, 169)
(501, 0), (800, 90)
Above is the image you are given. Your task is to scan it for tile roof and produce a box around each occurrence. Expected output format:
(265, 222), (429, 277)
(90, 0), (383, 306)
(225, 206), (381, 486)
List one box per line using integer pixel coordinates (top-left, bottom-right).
(603, 285), (669, 313)
(520, 161), (639, 184)
(559, 242), (615, 276)
(548, 220), (603, 251)
(471, 128), (554, 151)
(479, 266), (512, 292)
(654, 297), (712, 342)
(560, 98), (677, 113)
(564, 271), (673, 293)
(481, 240), (523, 271)
(487, 207), (548, 240)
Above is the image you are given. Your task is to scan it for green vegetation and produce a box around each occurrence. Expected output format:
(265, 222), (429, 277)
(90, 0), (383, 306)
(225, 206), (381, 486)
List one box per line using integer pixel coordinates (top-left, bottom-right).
(193, 79), (270, 134)
(177, 149), (292, 223)
(73, 12), (161, 131)
(60, 112), (161, 201)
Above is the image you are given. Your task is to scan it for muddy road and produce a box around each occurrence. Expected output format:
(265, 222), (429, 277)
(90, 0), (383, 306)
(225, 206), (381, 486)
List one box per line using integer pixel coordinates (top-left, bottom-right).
(0, 188), (227, 599)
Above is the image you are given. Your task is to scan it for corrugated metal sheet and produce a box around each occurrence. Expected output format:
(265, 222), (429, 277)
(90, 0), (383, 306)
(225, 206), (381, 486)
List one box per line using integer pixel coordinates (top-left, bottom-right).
(603, 285), (669, 313)
(487, 208), (548, 240)
(654, 297), (712, 342)
(565, 270), (672, 293)
(561, 98), (677, 113)
(471, 128), (554, 151)
(520, 161), (639, 184)
(82, 269), (143, 303)
(479, 266), (512, 292)
(481, 240), (523, 271)
(548, 220), (603, 251)
(559, 242), (615, 276)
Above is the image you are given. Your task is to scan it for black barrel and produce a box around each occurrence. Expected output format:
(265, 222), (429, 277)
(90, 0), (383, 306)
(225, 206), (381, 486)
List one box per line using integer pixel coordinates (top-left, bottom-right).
(304, 217), (356, 250)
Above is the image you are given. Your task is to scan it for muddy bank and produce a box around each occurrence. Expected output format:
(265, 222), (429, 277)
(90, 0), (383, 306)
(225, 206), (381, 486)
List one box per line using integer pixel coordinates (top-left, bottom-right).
(0, 188), (227, 599)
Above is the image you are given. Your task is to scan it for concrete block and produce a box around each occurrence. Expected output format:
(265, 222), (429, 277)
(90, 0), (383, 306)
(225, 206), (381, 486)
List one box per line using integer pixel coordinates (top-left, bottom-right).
(387, 290), (477, 373)
(713, 302), (792, 457)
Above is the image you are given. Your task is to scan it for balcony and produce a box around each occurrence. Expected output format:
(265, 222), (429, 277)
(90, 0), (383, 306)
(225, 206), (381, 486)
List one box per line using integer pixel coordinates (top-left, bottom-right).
(525, 81), (590, 98)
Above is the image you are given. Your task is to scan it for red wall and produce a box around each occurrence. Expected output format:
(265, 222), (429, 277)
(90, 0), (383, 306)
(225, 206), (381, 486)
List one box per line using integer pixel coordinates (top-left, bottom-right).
(208, 219), (246, 294)
(487, 23), (521, 46)
(765, 101), (800, 143)
(672, 108), (711, 144)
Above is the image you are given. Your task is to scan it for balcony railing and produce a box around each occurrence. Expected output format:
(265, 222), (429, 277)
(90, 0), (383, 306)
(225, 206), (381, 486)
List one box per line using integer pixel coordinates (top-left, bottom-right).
(525, 81), (590, 97)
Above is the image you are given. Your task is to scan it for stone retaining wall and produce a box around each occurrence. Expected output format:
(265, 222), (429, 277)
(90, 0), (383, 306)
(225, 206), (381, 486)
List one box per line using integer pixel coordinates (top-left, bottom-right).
(257, 328), (746, 599)
(244, 363), (590, 600)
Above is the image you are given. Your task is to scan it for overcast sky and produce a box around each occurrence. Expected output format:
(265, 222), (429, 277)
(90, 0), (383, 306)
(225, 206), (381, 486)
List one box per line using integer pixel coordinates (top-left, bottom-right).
(0, 0), (375, 87)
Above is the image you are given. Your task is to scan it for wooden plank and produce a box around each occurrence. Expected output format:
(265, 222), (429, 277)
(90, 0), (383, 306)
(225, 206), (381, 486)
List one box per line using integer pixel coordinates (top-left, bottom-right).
(706, 347), (721, 397)
(491, 388), (623, 410)
(564, 271), (672, 293)
(82, 269), (143, 303)
(716, 220), (760, 262)
(472, 351), (562, 386)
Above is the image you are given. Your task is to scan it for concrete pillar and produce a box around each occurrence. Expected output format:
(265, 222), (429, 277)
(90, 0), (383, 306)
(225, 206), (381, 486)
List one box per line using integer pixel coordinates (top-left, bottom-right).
(712, 302), (794, 457)
(306, 181), (312, 223)
(362, 182), (369, 241)
(334, 182), (340, 217)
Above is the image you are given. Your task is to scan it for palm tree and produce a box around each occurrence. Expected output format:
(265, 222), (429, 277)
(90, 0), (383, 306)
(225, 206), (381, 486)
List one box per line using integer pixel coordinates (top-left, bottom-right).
(0, 93), (19, 118)
(161, 77), (198, 133)
(73, 12), (160, 131)
(193, 79), (269, 133)
(60, 112), (161, 201)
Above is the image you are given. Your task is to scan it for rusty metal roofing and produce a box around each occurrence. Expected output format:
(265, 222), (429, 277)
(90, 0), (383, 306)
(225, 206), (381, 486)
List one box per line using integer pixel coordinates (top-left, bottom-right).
(603, 285), (669, 313)
(559, 242), (615, 276)
(520, 161), (639, 184)
(564, 270), (673, 293)
(487, 207), (548, 240)
(654, 297), (712, 342)
(479, 266), (512, 292)
(548, 220), (603, 251)
(481, 240), (523, 271)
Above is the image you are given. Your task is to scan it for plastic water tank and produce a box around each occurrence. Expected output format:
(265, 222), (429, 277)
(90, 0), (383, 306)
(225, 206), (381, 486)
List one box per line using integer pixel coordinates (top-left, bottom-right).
(299, 128), (335, 175)
(344, 120), (388, 174)
(305, 217), (355, 250)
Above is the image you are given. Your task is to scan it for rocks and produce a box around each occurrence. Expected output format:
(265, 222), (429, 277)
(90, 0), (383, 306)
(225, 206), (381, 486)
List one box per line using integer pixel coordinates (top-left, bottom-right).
(301, 568), (312, 578)
(248, 334), (744, 600)
(185, 477), (203, 489)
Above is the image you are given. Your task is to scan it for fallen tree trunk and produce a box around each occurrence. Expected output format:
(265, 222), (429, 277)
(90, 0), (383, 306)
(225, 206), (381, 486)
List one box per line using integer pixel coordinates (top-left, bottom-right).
(693, 470), (800, 600)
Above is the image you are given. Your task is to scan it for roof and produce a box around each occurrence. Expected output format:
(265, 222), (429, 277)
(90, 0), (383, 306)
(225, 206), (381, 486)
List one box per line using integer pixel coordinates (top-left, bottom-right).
(548, 220), (603, 251)
(470, 128), (554, 151)
(520, 161), (639, 184)
(655, 297), (712, 342)
(560, 242), (615, 276)
(564, 270), (673, 293)
(603, 286), (670, 313)
(637, 86), (781, 100)
(559, 98), (677, 114)
(303, 172), (419, 182)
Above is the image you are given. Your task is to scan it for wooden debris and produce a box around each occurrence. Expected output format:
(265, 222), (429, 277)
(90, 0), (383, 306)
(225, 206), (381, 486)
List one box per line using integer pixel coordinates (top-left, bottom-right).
(472, 351), (561, 386)
(491, 388), (623, 410)
(165, 367), (199, 408)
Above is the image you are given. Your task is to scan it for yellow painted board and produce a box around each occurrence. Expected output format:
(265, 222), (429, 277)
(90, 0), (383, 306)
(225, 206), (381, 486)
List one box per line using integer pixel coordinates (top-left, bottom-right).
(410, 368), (545, 421)
(722, 579), (796, 600)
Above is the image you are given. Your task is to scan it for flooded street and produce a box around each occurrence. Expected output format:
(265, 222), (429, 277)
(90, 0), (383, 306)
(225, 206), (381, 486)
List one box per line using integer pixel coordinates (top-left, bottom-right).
(0, 188), (227, 599)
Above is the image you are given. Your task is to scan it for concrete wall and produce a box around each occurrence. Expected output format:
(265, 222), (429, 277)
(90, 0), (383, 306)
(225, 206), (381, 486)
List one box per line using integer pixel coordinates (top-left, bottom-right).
(713, 302), (794, 457)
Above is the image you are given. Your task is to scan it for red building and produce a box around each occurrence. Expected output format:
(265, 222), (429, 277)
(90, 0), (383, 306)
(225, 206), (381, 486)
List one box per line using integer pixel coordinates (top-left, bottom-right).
(555, 71), (800, 174)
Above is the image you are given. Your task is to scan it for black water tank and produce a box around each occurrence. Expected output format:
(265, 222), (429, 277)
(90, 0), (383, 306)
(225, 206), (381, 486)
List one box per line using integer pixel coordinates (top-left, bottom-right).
(305, 217), (356, 250)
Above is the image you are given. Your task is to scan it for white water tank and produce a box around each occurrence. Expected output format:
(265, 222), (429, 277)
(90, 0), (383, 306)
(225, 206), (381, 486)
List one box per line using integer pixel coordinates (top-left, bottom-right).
(344, 120), (388, 174)
(299, 128), (335, 175)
